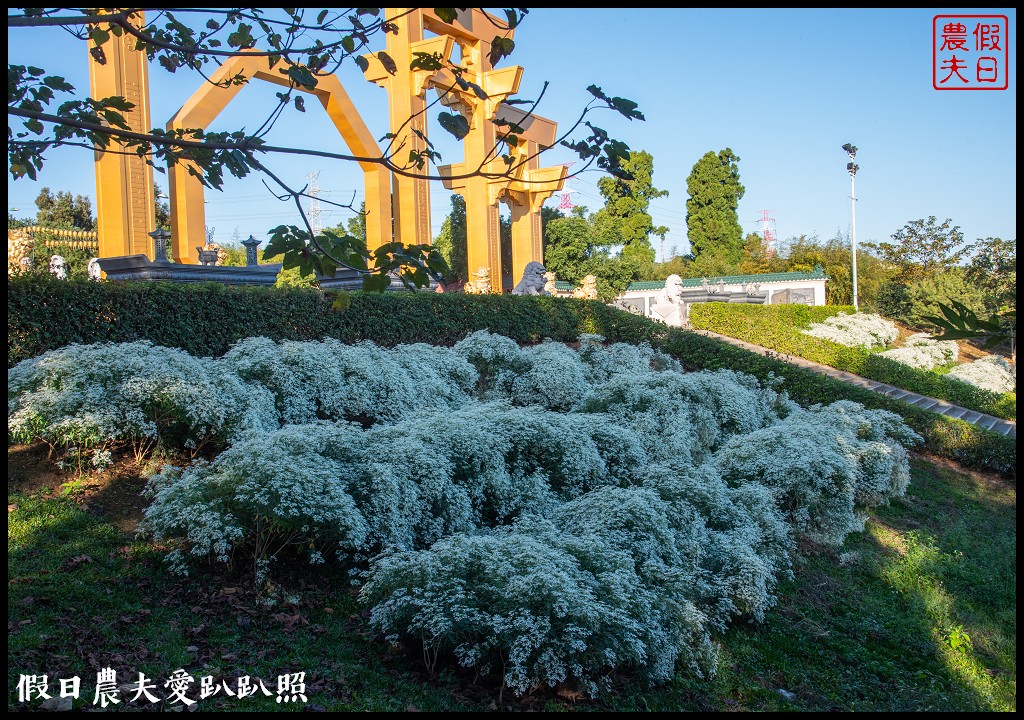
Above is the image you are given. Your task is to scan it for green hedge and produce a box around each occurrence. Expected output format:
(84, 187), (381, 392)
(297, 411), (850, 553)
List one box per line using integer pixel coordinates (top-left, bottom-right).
(689, 303), (1016, 421)
(7, 279), (1014, 476)
(6, 278), (662, 366)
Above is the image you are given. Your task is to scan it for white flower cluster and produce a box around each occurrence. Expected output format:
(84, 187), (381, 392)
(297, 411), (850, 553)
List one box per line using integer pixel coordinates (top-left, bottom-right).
(12, 332), (922, 696)
(945, 355), (1017, 395)
(802, 312), (899, 348)
(877, 333), (959, 370)
(7, 341), (276, 452)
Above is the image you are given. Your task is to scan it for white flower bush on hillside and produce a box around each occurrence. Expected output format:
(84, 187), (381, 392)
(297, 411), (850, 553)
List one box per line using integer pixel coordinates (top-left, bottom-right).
(802, 312), (899, 348)
(577, 333), (682, 383)
(221, 337), (478, 426)
(945, 355), (1017, 395)
(7, 341), (276, 453)
(712, 401), (920, 546)
(14, 332), (923, 697)
(878, 333), (959, 370)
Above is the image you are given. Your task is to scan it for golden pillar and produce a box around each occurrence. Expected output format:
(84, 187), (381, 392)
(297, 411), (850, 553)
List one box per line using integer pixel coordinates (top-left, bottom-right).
(166, 53), (390, 263)
(428, 8), (522, 293)
(492, 105), (566, 285)
(362, 12), (456, 247)
(89, 10), (156, 258)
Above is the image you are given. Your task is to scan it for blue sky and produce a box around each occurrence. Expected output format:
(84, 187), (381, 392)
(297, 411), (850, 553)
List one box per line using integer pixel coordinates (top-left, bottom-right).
(7, 8), (1017, 260)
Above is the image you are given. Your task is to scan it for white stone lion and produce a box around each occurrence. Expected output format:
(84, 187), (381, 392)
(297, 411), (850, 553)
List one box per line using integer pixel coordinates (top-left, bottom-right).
(49, 254), (68, 280)
(650, 274), (685, 327)
(512, 261), (550, 296)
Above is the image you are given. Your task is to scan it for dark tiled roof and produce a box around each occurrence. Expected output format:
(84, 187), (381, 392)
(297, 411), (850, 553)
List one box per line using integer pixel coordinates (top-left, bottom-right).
(626, 268), (827, 292)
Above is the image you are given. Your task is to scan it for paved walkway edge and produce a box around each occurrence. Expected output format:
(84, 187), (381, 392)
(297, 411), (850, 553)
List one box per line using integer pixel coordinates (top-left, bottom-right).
(692, 330), (1016, 439)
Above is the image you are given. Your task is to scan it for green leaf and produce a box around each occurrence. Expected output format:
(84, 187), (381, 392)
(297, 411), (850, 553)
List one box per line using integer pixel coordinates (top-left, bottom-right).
(362, 272), (391, 293)
(317, 9), (329, 24)
(437, 111), (470, 140)
(294, 96), (305, 112)
(354, 55), (369, 73)
(434, 8), (459, 23)
(90, 27), (110, 46)
(377, 51), (398, 75)
(342, 35), (355, 53)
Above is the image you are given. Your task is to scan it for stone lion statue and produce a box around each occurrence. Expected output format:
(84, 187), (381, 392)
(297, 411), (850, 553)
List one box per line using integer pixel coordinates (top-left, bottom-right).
(543, 271), (557, 296)
(8, 228), (33, 276)
(572, 275), (598, 300)
(651, 273), (685, 327)
(49, 254), (68, 280)
(462, 266), (492, 295)
(512, 261), (550, 296)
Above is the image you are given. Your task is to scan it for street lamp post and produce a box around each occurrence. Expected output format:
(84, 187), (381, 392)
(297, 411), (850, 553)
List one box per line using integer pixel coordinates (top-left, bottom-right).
(842, 143), (859, 311)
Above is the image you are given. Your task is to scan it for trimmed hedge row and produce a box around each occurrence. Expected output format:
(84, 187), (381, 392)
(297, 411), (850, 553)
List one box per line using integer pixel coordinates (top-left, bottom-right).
(661, 329), (1015, 477)
(689, 303), (1016, 420)
(7, 278), (1014, 476)
(7, 278), (662, 366)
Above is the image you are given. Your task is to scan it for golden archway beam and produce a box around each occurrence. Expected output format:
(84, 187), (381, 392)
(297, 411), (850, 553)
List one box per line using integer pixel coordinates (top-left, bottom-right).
(166, 52), (390, 264)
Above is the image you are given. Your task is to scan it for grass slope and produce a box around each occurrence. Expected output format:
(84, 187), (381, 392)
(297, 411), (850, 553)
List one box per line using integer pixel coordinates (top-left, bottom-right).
(8, 444), (1015, 712)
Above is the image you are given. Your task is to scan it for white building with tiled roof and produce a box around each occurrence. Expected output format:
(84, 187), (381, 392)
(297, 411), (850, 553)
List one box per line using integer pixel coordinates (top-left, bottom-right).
(554, 267), (828, 325)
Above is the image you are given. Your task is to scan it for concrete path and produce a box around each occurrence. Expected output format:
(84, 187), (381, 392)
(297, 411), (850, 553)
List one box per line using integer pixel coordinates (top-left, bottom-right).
(692, 329), (1017, 439)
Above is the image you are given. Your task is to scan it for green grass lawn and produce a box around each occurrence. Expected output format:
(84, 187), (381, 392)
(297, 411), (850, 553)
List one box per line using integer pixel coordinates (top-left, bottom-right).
(7, 445), (1016, 712)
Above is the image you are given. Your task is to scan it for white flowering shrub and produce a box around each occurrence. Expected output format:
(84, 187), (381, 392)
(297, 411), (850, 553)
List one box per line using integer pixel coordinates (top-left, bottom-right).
(8, 341), (275, 453)
(577, 334), (682, 383)
(878, 334), (959, 370)
(14, 332), (923, 696)
(945, 355), (1016, 395)
(712, 401), (920, 546)
(508, 340), (593, 410)
(802, 312), (899, 348)
(362, 509), (718, 698)
(453, 330), (529, 396)
(221, 338), (477, 426)
(143, 402), (650, 572)
(142, 423), (371, 574)
(578, 370), (795, 467)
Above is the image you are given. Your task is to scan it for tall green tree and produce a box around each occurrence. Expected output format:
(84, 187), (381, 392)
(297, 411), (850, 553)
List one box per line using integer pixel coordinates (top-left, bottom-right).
(685, 148), (745, 263)
(434, 194), (468, 283)
(866, 216), (972, 285)
(33, 187), (94, 229)
(543, 205), (636, 301)
(966, 236), (1016, 315)
(591, 149), (666, 277)
(543, 206), (593, 285)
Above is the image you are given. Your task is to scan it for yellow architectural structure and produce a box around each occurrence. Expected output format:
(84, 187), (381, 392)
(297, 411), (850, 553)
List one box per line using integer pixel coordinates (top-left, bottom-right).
(88, 10), (157, 259)
(442, 103), (566, 289)
(165, 53), (390, 265)
(364, 8), (566, 291)
(89, 8), (564, 285)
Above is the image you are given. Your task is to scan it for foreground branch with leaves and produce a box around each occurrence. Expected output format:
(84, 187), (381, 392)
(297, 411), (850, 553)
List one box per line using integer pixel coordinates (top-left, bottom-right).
(8, 7), (645, 289)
